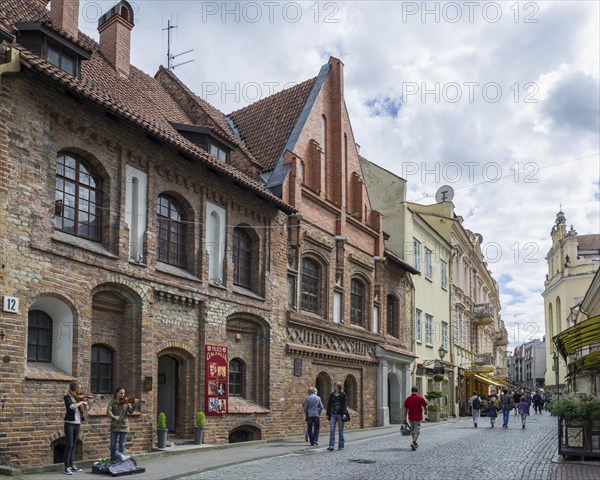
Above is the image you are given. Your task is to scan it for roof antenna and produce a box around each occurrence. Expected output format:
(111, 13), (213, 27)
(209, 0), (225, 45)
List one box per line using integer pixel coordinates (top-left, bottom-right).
(163, 17), (194, 71)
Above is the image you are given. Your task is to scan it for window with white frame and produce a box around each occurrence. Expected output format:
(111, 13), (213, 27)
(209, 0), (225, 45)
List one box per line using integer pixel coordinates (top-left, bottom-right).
(425, 314), (433, 345)
(456, 308), (463, 345)
(441, 321), (449, 351)
(425, 248), (433, 279)
(441, 260), (448, 289)
(413, 238), (421, 270)
(415, 309), (422, 343)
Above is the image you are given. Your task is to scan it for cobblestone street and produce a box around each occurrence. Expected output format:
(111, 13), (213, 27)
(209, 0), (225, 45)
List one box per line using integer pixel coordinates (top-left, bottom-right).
(179, 413), (599, 480)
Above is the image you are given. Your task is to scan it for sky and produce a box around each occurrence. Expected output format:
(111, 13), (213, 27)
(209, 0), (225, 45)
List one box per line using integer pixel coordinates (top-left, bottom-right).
(78, 1), (600, 349)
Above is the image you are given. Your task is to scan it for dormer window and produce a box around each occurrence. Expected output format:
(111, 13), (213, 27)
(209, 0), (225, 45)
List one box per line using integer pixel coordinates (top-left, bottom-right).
(170, 123), (234, 164)
(46, 41), (76, 75)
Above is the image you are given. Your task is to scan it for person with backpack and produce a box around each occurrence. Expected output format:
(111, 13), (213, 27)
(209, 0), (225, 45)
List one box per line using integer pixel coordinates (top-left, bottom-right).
(500, 389), (513, 428)
(469, 391), (482, 428)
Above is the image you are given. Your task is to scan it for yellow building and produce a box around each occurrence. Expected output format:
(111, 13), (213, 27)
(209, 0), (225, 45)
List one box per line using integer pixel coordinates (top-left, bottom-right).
(543, 210), (600, 391)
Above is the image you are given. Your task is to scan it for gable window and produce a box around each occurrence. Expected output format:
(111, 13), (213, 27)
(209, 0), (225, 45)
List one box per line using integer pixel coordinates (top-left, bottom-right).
(233, 228), (252, 288)
(91, 345), (113, 394)
(425, 247), (433, 279)
(157, 195), (186, 268)
(350, 278), (365, 326)
(54, 154), (102, 241)
(209, 142), (228, 162)
(229, 359), (244, 397)
(301, 258), (321, 314)
(46, 41), (77, 76)
(386, 295), (397, 337)
(27, 310), (52, 362)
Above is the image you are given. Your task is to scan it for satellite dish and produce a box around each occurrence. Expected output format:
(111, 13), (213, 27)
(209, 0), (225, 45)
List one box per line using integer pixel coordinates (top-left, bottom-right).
(475, 233), (484, 245)
(435, 185), (454, 203)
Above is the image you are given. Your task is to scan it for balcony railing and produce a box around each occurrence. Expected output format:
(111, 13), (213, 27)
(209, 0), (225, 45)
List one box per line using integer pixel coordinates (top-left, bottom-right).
(473, 303), (493, 326)
(474, 353), (493, 365)
(495, 331), (509, 346)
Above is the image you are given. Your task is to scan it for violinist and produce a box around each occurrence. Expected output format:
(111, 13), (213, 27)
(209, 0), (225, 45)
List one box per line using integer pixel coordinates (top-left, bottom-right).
(106, 387), (142, 461)
(63, 381), (89, 475)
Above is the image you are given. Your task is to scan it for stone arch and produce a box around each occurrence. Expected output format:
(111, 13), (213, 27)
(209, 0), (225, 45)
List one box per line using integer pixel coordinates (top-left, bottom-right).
(229, 424), (262, 443)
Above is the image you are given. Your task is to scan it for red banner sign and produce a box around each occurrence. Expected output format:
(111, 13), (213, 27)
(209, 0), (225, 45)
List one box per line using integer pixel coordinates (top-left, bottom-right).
(205, 344), (228, 415)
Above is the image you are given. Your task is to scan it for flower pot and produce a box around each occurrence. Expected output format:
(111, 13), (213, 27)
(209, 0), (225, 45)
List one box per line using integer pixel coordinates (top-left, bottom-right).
(156, 428), (168, 449)
(194, 426), (204, 445)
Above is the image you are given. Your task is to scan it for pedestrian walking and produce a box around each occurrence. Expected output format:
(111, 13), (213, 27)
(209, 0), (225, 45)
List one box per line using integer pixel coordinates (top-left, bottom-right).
(403, 386), (428, 451)
(516, 396), (530, 429)
(302, 387), (323, 446)
(469, 391), (482, 428)
(500, 389), (513, 428)
(512, 389), (522, 416)
(485, 400), (499, 428)
(326, 382), (348, 451)
(532, 391), (543, 414)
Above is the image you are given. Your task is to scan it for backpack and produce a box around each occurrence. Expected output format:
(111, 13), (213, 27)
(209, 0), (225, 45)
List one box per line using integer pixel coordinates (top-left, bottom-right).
(472, 396), (481, 410)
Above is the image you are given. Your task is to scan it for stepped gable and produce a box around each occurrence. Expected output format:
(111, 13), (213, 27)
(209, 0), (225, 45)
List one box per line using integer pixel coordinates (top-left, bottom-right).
(228, 77), (317, 171)
(2, 0), (293, 212)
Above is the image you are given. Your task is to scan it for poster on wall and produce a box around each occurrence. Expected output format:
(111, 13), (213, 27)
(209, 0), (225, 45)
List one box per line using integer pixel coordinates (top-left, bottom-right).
(205, 344), (228, 415)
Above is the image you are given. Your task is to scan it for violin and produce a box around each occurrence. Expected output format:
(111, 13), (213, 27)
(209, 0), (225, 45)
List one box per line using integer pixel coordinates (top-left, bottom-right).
(75, 391), (104, 402)
(118, 396), (146, 405)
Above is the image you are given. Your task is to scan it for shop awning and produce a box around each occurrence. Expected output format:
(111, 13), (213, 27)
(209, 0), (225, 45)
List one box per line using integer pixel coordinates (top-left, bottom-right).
(465, 372), (505, 387)
(554, 315), (600, 361)
(566, 350), (600, 378)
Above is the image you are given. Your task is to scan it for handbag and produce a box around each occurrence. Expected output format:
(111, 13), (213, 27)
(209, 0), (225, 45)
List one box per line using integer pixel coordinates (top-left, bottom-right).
(342, 410), (351, 422)
(400, 422), (411, 436)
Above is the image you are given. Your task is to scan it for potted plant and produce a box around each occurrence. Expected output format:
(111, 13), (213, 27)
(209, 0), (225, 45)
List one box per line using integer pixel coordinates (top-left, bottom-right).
(548, 394), (600, 457)
(194, 411), (206, 445)
(425, 390), (443, 422)
(432, 374), (445, 383)
(156, 412), (168, 449)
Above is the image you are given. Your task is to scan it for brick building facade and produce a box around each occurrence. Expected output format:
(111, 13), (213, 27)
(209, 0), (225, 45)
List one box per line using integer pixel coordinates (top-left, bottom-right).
(0, 0), (415, 470)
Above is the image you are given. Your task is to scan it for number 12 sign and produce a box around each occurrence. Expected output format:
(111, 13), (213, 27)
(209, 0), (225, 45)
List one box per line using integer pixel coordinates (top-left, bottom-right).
(3, 296), (19, 314)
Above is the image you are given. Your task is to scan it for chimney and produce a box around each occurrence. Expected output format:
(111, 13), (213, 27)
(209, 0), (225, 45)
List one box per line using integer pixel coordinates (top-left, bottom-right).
(98, 1), (135, 77)
(50, 0), (80, 40)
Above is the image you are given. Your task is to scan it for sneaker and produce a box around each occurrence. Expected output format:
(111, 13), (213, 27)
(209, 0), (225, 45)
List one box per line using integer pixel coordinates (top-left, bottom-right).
(64, 467), (73, 475)
(474, 423), (478, 428)
(413, 441), (418, 448)
(327, 447), (334, 451)
(522, 425), (525, 429)
(70, 466), (82, 472)
(314, 441), (318, 446)
(410, 443), (416, 451)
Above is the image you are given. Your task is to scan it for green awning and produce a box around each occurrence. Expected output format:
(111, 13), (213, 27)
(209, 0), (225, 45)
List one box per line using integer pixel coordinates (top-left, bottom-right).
(566, 350), (600, 378)
(554, 315), (600, 361)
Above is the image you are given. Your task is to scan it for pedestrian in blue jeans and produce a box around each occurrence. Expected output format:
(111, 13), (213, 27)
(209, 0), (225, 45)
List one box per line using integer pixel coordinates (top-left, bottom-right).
(326, 382), (348, 451)
(302, 387), (324, 446)
(106, 387), (141, 460)
(500, 389), (513, 428)
(516, 397), (530, 429)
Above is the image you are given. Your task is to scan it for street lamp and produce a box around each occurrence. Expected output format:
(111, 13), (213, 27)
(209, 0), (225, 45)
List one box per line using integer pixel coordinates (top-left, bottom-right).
(438, 345), (448, 361)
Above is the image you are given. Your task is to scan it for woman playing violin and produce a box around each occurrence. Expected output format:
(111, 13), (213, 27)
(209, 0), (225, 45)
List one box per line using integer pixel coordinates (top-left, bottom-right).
(106, 387), (142, 461)
(64, 381), (89, 475)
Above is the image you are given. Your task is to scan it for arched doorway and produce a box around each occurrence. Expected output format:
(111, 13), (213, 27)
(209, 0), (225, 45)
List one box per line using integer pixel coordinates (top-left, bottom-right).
(388, 373), (402, 423)
(315, 372), (331, 408)
(157, 355), (179, 432)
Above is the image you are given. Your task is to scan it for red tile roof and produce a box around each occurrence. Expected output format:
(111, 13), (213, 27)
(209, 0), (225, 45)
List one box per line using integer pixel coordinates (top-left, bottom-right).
(228, 77), (317, 171)
(578, 234), (600, 251)
(2, 0), (294, 212)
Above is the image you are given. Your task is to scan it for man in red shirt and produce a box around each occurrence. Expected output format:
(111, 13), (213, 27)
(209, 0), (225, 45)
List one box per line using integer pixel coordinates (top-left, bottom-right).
(403, 386), (428, 451)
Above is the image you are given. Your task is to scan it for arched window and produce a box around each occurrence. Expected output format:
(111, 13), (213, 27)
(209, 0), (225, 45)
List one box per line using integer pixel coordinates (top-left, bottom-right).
(54, 154), (102, 240)
(350, 278), (365, 326)
(27, 310), (53, 362)
(233, 228), (252, 288)
(301, 258), (321, 314)
(229, 358), (244, 397)
(344, 375), (358, 410)
(386, 295), (397, 337)
(157, 194), (186, 267)
(91, 345), (113, 394)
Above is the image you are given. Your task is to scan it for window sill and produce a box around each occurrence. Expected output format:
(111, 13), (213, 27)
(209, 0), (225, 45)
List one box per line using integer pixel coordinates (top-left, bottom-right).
(25, 362), (75, 382)
(228, 396), (269, 414)
(425, 343), (434, 348)
(425, 276), (433, 282)
(51, 231), (116, 259)
(156, 262), (201, 282)
(416, 340), (423, 344)
(232, 285), (264, 301)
